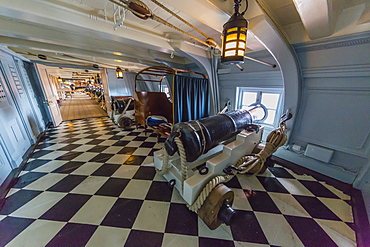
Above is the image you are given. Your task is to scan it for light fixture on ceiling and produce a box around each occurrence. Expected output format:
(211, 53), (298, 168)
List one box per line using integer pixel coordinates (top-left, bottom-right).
(116, 67), (124, 79)
(221, 0), (248, 64)
(57, 76), (63, 83)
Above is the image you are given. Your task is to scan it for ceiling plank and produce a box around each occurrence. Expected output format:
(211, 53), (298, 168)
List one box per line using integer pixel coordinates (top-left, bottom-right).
(0, 0), (173, 52)
(292, 0), (344, 39)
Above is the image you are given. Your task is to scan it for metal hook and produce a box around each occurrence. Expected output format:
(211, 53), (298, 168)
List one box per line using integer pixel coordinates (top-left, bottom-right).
(280, 109), (292, 123)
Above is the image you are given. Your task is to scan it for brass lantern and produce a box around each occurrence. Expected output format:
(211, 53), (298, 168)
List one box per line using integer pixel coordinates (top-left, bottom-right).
(116, 67), (123, 79)
(221, 0), (248, 64)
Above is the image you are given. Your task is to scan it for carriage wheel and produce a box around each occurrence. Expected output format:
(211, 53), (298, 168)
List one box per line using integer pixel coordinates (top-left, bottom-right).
(198, 184), (235, 230)
(118, 117), (133, 130)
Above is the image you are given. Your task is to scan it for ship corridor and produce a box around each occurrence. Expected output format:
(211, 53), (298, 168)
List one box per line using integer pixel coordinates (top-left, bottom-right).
(0, 93), (363, 246)
(0, 0), (370, 246)
(60, 92), (107, 121)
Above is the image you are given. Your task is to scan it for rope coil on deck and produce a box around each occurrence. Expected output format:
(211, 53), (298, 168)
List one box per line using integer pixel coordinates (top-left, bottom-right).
(235, 122), (287, 174)
(188, 122), (288, 212)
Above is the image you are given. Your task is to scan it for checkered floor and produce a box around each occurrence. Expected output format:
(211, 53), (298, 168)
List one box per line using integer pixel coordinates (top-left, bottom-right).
(0, 117), (357, 246)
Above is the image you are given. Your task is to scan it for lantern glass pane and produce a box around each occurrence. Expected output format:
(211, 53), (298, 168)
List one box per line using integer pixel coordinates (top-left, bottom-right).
(241, 27), (247, 32)
(238, 42), (246, 49)
(239, 33), (246, 41)
(238, 50), (244, 56)
(226, 33), (238, 41)
(225, 50), (236, 57)
(226, 42), (237, 49)
(227, 27), (238, 33)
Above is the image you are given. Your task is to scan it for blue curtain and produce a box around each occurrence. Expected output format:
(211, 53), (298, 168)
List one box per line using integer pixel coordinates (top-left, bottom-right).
(174, 75), (210, 123)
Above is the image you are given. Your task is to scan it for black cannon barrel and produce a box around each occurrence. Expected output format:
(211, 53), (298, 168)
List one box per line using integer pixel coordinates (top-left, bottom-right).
(165, 109), (253, 162)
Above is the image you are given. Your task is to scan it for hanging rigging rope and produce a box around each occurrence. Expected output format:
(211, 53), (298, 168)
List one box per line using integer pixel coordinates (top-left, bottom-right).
(150, 0), (210, 39)
(108, 0), (276, 67)
(108, 0), (212, 47)
(151, 15), (212, 48)
(107, 1), (221, 49)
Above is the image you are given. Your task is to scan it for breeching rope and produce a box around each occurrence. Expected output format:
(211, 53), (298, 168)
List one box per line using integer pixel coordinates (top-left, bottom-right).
(156, 137), (188, 182)
(157, 122), (288, 212)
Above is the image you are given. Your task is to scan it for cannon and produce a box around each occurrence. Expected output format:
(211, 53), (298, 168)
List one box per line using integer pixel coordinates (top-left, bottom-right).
(154, 109), (290, 229)
(164, 109), (254, 162)
(154, 110), (261, 229)
(111, 96), (135, 129)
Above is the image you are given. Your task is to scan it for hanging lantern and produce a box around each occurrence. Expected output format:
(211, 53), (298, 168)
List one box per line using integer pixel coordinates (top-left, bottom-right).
(221, 0), (248, 64)
(116, 67), (123, 79)
(57, 76), (63, 83)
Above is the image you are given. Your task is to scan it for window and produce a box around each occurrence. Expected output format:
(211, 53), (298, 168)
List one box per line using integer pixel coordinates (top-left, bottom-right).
(159, 84), (170, 98)
(237, 87), (283, 126)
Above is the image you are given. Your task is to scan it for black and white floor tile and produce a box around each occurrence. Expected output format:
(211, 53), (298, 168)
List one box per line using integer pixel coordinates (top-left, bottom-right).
(0, 117), (357, 246)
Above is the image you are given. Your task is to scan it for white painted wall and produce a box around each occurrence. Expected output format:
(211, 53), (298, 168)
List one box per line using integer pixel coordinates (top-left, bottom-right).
(0, 47), (46, 185)
(219, 31), (370, 220)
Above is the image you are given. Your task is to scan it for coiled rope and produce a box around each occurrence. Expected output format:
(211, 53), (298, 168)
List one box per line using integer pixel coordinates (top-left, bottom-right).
(188, 122), (288, 212)
(234, 122), (287, 175)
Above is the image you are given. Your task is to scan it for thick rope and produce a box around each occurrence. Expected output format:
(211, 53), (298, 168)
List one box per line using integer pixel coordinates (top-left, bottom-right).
(174, 137), (188, 182)
(156, 137), (187, 182)
(150, 0), (210, 39)
(188, 174), (233, 212)
(151, 15), (211, 47)
(235, 122), (287, 174)
(157, 123), (287, 213)
(109, 0), (211, 48)
(188, 122), (288, 212)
